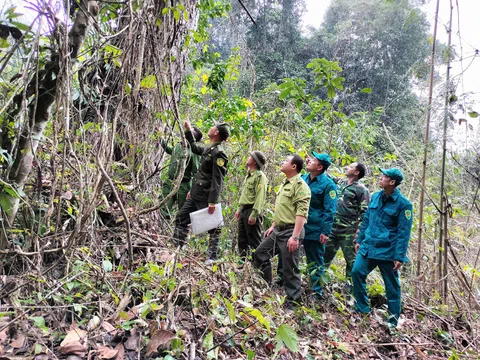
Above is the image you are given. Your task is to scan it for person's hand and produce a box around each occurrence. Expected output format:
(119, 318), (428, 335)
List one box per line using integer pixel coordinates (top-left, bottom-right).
(234, 210), (240, 221)
(184, 121), (191, 131)
(320, 234), (329, 244)
(393, 261), (403, 271)
(287, 237), (299, 253)
(186, 191), (191, 200)
(208, 204), (216, 214)
(248, 217), (256, 225)
(264, 226), (274, 238)
(354, 243), (360, 253)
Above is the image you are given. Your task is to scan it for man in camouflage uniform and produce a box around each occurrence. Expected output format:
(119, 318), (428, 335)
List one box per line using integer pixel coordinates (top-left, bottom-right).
(159, 127), (203, 219)
(254, 154), (311, 307)
(172, 121), (229, 263)
(235, 151), (268, 263)
(302, 152), (337, 299)
(324, 162), (370, 289)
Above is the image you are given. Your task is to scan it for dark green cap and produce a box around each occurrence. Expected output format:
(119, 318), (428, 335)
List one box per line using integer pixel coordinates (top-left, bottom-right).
(312, 152), (331, 168)
(379, 167), (403, 185)
(216, 123), (230, 141)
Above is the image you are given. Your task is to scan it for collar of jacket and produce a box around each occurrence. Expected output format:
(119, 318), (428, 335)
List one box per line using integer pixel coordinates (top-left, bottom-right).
(285, 173), (302, 184)
(306, 171), (326, 183)
(382, 187), (400, 201)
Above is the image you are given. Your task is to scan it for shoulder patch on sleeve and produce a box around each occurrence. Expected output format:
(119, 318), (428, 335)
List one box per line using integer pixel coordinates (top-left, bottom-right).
(329, 190), (337, 199)
(216, 158), (225, 167)
(405, 209), (412, 220)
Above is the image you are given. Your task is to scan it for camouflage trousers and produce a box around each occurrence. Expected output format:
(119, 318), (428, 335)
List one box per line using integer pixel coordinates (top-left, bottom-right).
(172, 198), (222, 260)
(324, 226), (357, 279)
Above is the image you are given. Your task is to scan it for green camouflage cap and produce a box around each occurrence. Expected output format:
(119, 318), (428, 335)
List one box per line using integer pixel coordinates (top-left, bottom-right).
(379, 167), (403, 185)
(312, 152), (331, 167)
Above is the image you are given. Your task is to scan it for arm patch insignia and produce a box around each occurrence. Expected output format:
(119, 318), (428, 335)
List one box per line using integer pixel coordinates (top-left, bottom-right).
(329, 190), (337, 199)
(405, 210), (412, 220)
(216, 158), (225, 167)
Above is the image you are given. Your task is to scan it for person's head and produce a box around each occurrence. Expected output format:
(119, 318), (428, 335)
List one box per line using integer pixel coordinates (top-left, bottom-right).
(345, 162), (366, 180)
(207, 122), (230, 142)
(307, 152), (331, 174)
(378, 167), (403, 189)
(192, 126), (203, 142)
(248, 151), (266, 171)
(281, 154), (303, 175)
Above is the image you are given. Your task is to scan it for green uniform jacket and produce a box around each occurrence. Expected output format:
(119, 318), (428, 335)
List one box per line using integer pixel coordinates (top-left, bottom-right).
(161, 140), (200, 182)
(356, 188), (413, 263)
(186, 130), (228, 204)
(302, 172), (337, 241)
(238, 170), (268, 220)
(273, 174), (311, 226)
(334, 179), (370, 230)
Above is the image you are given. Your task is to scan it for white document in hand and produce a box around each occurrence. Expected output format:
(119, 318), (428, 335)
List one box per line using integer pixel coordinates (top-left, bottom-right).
(189, 203), (224, 235)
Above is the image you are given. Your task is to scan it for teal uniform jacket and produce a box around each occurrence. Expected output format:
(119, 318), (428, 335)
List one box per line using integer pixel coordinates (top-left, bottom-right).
(302, 172), (338, 241)
(356, 188), (413, 263)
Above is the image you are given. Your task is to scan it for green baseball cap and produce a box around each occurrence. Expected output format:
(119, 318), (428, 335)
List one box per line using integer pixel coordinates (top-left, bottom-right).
(312, 152), (331, 167)
(379, 167), (403, 185)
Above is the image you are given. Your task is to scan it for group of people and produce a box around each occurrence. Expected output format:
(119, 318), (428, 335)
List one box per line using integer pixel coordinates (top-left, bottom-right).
(160, 121), (413, 328)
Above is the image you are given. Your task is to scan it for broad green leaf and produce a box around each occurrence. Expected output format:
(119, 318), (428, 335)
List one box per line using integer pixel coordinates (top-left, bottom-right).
(361, 87), (372, 94)
(203, 331), (217, 359)
(468, 111), (478, 118)
(246, 308), (270, 333)
(275, 324), (299, 353)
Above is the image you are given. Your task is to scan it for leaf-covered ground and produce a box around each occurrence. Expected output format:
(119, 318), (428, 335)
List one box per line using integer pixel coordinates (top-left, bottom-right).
(0, 229), (478, 359)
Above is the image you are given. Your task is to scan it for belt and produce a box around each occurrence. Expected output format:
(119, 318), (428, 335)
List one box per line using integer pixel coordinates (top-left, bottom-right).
(240, 204), (253, 210)
(275, 224), (295, 231)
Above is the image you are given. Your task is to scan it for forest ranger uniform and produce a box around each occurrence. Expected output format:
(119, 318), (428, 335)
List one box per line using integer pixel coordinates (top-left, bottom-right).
(352, 168), (413, 327)
(159, 128), (202, 218)
(324, 176), (370, 284)
(172, 124), (229, 261)
(237, 151), (268, 262)
(254, 172), (311, 305)
(302, 152), (337, 298)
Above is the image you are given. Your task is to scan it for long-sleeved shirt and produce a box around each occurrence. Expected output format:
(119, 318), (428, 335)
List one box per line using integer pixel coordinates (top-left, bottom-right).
(333, 179), (370, 231)
(238, 170), (268, 220)
(302, 172), (337, 241)
(161, 140), (200, 182)
(186, 130), (228, 204)
(356, 188), (413, 263)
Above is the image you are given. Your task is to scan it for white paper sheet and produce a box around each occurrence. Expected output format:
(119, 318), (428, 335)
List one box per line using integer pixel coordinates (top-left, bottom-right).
(189, 203), (224, 235)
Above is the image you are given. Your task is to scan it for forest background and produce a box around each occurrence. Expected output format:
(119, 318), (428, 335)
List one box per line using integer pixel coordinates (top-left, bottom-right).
(0, 0), (479, 358)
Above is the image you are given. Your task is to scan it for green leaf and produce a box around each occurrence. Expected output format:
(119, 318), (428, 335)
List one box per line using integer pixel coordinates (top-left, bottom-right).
(468, 111), (478, 118)
(140, 75), (156, 89)
(34, 343), (43, 354)
(361, 87), (372, 94)
(30, 316), (48, 334)
(0, 193), (13, 216)
(224, 298), (236, 324)
(203, 331), (217, 359)
(125, 83), (131, 95)
(275, 324), (299, 353)
(246, 308), (270, 333)
(173, 9), (180, 21)
(103, 260), (113, 272)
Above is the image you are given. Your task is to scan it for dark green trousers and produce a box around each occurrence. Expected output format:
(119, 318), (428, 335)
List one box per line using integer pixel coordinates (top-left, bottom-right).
(304, 240), (326, 297)
(237, 207), (262, 262)
(352, 254), (402, 326)
(324, 227), (356, 279)
(160, 179), (191, 218)
(172, 198), (221, 260)
(254, 227), (304, 304)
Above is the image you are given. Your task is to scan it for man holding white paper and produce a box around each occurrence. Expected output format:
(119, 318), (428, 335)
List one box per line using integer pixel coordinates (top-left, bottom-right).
(171, 120), (229, 264)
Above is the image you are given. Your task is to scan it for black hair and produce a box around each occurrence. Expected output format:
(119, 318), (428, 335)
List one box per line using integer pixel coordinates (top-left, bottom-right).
(290, 154), (304, 173)
(356, 163), (366, 180)
(319, 160), (330, 172)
